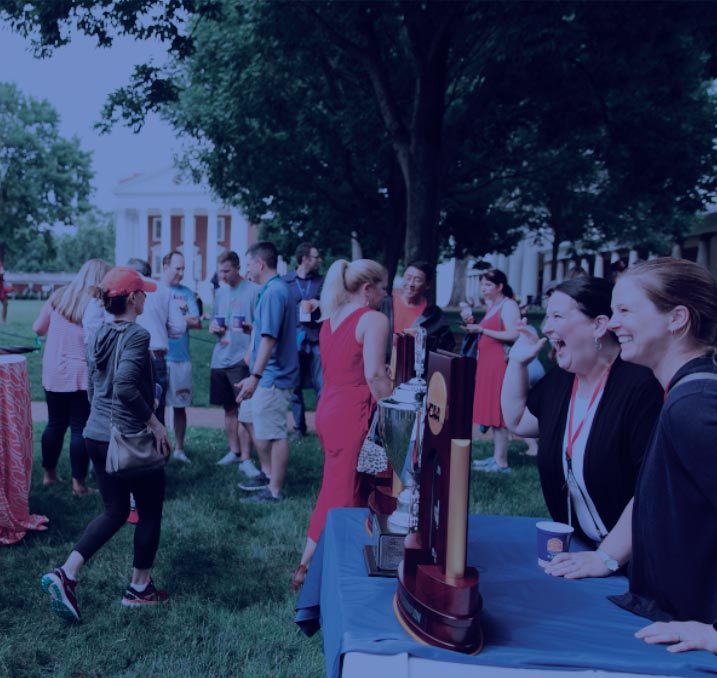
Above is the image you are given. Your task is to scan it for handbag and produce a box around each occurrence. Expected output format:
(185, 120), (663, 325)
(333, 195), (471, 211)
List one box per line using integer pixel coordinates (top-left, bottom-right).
(356, 408), (388, 474)
(105, 332), (167, 478)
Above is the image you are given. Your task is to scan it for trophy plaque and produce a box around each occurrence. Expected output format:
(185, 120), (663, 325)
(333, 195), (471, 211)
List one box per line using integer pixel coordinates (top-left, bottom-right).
(395, 349), (483, 654)
(364, 329), (426, 576)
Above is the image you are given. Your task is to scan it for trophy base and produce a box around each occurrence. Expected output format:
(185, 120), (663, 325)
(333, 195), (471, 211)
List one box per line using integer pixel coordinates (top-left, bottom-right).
(395, 563), (483, 654)
(363, 513), (408, 576)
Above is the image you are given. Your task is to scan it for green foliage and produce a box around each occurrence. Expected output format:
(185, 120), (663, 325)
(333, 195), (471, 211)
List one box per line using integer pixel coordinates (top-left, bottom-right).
(0, 82), (93, 259)
(7, 210), (115, 273)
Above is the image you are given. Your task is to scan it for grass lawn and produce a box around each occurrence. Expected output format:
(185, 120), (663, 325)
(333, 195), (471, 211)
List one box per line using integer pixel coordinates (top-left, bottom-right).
(2, 426), (548, 677)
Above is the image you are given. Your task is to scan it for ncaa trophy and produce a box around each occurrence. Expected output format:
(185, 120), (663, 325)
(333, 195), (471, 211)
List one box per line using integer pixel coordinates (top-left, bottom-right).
(363, 329), (427, 576)
(394, 348), (484, 654)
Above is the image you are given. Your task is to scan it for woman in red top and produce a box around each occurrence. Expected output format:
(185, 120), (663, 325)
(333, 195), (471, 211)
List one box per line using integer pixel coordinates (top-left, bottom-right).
(291, 259), (393, 591)
(463, 269), (520, 472)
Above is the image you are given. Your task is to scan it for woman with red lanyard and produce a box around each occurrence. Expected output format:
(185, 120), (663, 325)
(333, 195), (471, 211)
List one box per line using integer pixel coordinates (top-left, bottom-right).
(501, 276), (662, 551)
(463, 269), (521, 472)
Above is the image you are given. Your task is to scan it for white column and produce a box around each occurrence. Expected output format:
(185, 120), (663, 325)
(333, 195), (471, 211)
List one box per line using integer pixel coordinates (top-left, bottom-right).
(542, 258), (552, 289)
(520, 245), (539, 302)
(496, 254), (508, 273)
(593, 254), (604, 278)
(161, 209), (172, 264)
(508, 242), (523, 297)
(580, 258), (590, 274)
(556, 259), (565, 282)
(671, 243), (682, 258)
(183, 209), (195, 290)
(696, 239), (709, 268)
(207, 210), (218, 278)
(137, 209), (148, 263)
(114, 209), (126, 265)
(628, 249), (639, 267)
(231, 207), (249, 256)
(610, 251), (621, 264)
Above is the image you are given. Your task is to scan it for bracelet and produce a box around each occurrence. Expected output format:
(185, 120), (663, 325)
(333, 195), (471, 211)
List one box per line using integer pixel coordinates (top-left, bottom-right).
(251, 373), (263, 380)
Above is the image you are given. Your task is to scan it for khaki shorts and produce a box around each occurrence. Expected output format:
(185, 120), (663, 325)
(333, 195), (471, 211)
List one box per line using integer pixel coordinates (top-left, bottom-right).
(238, 398), (253, 424)
(251, 385), (291, 440)
(167, 361), (192, 408)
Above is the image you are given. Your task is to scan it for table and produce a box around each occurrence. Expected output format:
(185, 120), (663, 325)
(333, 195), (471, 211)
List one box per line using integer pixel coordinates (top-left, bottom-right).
(295, 509), (715, 678)
(0, 354), (48, 544)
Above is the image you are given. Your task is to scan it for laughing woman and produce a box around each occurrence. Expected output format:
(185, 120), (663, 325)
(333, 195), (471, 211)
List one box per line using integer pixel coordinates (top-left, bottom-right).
(545, 259), (717, 632)
(501, 277), (662, 549)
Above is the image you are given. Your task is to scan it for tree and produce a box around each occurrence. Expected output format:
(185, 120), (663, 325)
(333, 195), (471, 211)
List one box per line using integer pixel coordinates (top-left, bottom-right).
(0, 82), (93, 260)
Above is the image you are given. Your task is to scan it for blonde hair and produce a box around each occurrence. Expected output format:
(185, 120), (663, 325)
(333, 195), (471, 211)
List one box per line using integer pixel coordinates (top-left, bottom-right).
(50, 258), (111, 324)
(320, 259), (386, 318)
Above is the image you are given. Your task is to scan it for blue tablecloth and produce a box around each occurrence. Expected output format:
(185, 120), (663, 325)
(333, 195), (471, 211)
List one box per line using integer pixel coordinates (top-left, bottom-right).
(295, 508), (716, 678)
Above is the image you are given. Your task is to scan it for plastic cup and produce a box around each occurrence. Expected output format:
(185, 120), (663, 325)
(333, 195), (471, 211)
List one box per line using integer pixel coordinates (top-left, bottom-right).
(214, 315), (226, 329)
(232, 313), (245, 331)
(299, 300), (312, 322)
(536, 521), (574, 567)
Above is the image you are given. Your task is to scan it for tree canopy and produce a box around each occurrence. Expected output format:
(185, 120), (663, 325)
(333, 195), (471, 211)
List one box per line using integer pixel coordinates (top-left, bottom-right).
(4, 1), (717, 282)
(0, 81), (93, 260)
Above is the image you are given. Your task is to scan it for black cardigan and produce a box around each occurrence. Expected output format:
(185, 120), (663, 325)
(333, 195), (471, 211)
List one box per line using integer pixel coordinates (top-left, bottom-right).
(527, 357), (663, 544)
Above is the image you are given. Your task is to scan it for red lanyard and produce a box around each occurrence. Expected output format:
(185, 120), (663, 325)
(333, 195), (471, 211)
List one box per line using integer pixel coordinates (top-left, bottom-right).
(566, 366), (611, 464)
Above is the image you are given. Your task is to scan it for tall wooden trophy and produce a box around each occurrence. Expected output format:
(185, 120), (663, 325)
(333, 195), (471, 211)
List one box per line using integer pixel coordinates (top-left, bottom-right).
(394, 349), (483, 654)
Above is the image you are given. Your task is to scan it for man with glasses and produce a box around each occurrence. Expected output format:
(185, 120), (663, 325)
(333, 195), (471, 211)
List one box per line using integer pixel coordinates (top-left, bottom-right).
(282, 243), (324, 439)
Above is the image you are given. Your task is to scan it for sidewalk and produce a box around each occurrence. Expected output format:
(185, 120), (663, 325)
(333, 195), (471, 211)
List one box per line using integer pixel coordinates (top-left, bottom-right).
(30, 401), (316, 433)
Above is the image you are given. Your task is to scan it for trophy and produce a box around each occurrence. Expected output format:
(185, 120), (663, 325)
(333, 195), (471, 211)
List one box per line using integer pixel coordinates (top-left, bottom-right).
(395, 349), (484, 654)
(364, 329), (427, 576)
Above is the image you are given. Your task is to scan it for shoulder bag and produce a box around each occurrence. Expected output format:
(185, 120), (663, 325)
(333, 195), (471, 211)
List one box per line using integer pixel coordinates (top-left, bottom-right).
(357, 408), (388, 474)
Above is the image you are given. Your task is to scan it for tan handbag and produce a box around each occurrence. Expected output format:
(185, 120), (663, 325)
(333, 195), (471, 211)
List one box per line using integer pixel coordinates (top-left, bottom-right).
(105, 332), (167, 478)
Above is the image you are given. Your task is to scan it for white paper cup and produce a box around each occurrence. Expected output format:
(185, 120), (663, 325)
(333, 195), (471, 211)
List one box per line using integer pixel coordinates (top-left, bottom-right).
(536, 521), (574, 567)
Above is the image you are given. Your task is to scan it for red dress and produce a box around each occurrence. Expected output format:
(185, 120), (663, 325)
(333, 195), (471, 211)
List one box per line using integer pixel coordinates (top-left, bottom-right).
(472, 305), (507, 428)
(308, 307), (374, 542)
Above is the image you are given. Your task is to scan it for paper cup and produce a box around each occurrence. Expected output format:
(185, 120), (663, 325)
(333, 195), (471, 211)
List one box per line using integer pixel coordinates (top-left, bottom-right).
(231, 314), (245, 331)
(214, 315), (226, 329)
(536, 521), (574, 566)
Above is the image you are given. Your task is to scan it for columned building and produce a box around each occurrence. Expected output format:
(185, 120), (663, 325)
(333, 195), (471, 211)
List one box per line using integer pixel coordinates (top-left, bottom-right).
(113, 167), (258, 302)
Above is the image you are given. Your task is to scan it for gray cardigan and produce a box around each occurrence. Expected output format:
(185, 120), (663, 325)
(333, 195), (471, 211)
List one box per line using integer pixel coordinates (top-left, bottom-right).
(83, 321), (155, 442)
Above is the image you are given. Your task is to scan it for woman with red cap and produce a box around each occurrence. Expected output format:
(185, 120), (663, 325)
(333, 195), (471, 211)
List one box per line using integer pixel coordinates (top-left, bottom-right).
(41, 266), (172, 623)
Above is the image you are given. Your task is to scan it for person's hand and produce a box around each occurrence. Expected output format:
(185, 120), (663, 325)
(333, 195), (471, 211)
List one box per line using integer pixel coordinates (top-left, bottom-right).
(463, 323), (482, 335)
(148, 421), (172, 457)
(636, 621), (717, 654)
(209, 319), (226, 335)
(542, 550), (612, 579)
(509, 319), (547, 365)
(235, 375), (258, 403)
(240, 319), (253, 335)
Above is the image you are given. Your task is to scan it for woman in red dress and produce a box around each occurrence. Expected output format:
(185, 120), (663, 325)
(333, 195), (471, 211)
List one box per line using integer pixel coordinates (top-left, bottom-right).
(291, 259), (393, 590)
(464, 269), (520, 472)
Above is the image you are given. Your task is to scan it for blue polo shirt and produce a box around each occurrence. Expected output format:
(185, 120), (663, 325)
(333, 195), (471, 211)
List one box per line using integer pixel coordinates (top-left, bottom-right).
(251, 276), (299, 390)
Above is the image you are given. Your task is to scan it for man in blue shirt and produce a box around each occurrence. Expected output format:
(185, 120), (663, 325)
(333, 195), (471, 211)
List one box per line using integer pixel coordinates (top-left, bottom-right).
(163, 251), (201, 463)
(236, 241), (299, 502)
(282, 242), (324, 439)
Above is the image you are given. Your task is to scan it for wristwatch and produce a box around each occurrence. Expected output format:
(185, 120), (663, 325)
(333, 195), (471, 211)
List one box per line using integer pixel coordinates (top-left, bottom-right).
(596, 549), (619, 572)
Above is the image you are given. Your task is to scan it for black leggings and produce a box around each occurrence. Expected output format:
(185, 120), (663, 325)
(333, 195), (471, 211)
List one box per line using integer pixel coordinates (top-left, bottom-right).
(41, 390), (91, 479)
(74, 439), (165, 570)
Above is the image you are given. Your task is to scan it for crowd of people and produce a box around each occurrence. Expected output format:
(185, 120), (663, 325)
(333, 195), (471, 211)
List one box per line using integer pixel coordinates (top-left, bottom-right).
(26, 244), (717, 657)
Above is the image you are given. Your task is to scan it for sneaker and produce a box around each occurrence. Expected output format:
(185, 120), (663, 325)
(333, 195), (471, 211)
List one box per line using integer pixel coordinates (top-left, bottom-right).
(172, 449), (191, 463)
(472, 457), (495, 469)
(238, 458), (261, 479)
(127, 507), (139, 525)
(473, 458), (512, 474)
(121, 578), (169, 608)
(238, 471), (270, 491)
(241, 488), (283, 504)
(216, 451), (242, 466)
(40, 568), (80, 622)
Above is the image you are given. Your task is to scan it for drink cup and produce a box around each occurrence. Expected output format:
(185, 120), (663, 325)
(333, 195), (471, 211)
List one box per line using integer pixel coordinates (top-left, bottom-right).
(214, 315), (226, 329)
(536, 521), (574, 567)
(299, 300), (312, 322)
(232, 313), (245, 332)
(459, 302), (472, 323)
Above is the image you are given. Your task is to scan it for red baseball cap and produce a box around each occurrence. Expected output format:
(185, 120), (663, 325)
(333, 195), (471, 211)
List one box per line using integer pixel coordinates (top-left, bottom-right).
(100, 266), (157, 298)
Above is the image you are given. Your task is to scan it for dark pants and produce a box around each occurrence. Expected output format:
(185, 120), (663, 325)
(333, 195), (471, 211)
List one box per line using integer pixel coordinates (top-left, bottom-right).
(41, 390), (91, 480)
(151, 356), (168, 425)
(291, 342), (323, 434)
(74, 439), (165, 569)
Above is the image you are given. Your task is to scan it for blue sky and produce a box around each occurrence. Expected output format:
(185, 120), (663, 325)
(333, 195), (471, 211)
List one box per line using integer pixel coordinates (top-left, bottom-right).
(0, 23), (179, 212)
